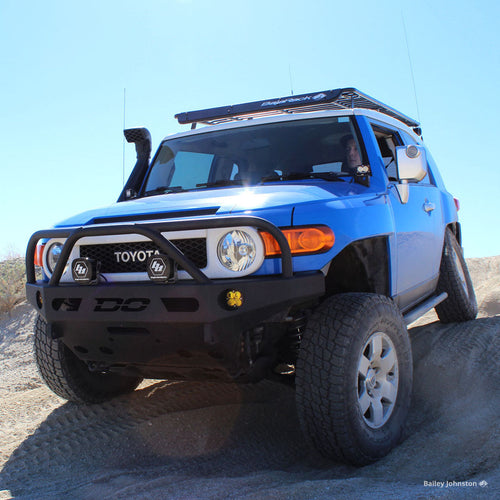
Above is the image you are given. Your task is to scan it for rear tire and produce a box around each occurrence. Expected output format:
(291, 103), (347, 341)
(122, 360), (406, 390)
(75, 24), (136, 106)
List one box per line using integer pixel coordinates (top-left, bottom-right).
(295, 293), (412, 465)
(34, 315), (143, 403)
(435, 228), (477, 323)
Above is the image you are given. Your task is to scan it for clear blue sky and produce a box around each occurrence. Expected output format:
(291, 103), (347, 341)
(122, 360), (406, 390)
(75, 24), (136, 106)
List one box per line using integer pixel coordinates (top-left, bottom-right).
(1, 0), (499, 258)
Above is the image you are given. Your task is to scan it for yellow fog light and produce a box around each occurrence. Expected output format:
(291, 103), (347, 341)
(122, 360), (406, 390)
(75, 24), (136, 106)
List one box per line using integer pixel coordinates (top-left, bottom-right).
(226, 290), (243, 308)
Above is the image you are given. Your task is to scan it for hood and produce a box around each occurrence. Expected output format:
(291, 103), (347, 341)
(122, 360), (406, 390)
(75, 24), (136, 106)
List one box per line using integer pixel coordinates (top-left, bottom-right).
(55, 183), (359, 227)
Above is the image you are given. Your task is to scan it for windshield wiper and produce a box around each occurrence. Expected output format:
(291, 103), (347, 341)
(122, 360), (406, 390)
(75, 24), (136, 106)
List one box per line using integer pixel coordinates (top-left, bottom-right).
(196, 179), (243, 188)
(143, 186), (185, 197)
(260, 171), (349, 183)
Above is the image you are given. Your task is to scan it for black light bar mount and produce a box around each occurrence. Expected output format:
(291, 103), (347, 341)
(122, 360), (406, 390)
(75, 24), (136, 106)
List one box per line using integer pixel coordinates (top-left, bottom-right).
(175, 87), (420, 131)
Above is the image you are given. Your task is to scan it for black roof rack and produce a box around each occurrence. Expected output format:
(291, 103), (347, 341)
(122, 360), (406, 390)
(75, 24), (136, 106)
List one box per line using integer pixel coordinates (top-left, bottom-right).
(175, 87), (420, 130)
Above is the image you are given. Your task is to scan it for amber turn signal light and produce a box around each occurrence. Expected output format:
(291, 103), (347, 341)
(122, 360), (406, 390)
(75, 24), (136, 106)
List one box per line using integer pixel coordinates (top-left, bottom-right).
(260, 226), (334, 257)
(34, 244), (45, 267)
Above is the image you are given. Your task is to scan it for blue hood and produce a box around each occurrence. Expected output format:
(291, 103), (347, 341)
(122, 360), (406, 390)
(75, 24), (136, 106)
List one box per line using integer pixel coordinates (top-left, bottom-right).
(55, 183), (361, 227)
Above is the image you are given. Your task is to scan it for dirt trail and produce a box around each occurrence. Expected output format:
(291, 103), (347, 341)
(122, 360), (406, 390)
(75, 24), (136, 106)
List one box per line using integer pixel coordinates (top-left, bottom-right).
(0, 257), (499, 499)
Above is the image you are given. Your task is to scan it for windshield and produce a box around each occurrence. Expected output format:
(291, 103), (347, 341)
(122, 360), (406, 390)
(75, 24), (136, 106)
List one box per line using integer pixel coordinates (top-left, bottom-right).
(142, 116), (364, 196)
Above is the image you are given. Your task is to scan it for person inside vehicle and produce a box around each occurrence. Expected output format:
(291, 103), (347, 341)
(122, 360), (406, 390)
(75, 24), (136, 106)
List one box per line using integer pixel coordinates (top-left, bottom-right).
(341, 135), (362, 174)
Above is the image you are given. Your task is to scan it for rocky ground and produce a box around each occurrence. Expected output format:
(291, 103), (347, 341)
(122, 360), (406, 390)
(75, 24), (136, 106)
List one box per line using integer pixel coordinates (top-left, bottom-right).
(0, 257), (498, 499)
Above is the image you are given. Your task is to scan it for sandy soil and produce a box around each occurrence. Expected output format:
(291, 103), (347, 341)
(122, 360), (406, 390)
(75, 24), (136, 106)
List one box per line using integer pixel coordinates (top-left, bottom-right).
(0, 257), (499, 499)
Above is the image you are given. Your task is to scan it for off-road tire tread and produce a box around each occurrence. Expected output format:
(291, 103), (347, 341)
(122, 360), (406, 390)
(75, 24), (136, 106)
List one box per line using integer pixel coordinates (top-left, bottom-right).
(34, 315), (142, 404)
(296, 293), (412, 465)
(435, 229), (477, 323)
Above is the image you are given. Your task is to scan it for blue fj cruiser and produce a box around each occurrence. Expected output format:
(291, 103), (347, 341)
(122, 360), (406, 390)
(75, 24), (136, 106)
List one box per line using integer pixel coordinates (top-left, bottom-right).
(26, 88), (477, 465)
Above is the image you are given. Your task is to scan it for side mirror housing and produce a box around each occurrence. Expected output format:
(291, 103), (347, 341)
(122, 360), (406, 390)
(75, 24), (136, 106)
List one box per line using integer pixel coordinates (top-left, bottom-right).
(394, 145), (427, 204)
(396, 145), (427, 182)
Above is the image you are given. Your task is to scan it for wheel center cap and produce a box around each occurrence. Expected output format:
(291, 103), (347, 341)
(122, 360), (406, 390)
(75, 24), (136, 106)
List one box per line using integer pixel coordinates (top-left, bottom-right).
(365, 370), (377, 391)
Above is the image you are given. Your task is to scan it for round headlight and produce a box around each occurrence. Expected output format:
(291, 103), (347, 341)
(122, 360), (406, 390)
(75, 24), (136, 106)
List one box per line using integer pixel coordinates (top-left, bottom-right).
(47, 242), (63, 273)
(217, 230), (256, 272)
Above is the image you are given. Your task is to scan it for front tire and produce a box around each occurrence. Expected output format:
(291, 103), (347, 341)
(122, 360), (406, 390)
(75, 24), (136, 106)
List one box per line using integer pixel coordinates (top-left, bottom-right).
(34, 316), (143, 403)
(295, 293), (412, 465)
(435, 228), (477, 323)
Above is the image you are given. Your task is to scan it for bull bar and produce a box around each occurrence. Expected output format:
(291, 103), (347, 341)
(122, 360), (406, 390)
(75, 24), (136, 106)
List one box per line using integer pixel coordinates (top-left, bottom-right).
(26, 215), (294, 285)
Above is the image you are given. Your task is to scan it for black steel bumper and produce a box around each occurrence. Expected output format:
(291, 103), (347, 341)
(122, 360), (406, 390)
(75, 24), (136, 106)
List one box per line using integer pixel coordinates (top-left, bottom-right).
(26, 273), (323, 365)
(25, 216), (325, 376)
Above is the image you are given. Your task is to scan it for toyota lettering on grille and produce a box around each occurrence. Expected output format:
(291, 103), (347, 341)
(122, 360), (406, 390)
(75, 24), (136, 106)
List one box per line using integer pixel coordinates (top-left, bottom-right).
(114, 249), (160, 263)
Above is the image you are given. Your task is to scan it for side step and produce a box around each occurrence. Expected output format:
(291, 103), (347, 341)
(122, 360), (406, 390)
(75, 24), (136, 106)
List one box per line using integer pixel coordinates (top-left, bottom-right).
(403, 292), (448, 326)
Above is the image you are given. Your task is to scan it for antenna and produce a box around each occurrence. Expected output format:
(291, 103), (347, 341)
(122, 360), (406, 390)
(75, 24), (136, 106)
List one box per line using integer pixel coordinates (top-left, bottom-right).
(122, 88), (126, 186)
(288, 64), (294, 95)
(401, 13), (421, 123)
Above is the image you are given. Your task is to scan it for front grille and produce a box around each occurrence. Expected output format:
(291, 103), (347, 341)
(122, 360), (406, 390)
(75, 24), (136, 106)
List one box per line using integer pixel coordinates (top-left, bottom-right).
(80, 239), (207, 273)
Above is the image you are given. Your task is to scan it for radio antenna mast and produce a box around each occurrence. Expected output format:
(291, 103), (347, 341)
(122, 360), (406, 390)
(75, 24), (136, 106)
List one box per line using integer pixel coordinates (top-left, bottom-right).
(122, 88), (127, 186)
(288, 64), (294, 95)
(401, 13), (421, 122)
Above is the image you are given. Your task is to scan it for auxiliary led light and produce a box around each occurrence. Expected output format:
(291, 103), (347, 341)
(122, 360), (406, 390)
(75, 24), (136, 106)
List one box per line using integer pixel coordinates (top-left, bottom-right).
(226, 290), (243, 308)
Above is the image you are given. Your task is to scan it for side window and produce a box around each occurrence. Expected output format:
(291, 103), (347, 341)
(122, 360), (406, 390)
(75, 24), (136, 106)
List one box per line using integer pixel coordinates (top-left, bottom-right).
(370, 124), (403, 182)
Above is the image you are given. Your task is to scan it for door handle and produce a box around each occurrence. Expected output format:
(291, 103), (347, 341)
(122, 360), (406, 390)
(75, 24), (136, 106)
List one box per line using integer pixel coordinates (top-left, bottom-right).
(423, 200), (435, 213)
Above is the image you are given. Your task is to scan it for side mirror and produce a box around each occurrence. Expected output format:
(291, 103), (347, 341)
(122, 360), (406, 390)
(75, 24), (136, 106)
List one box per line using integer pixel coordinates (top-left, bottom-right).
(396, 145), (427, 182)
(394, 145), (427, 204)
